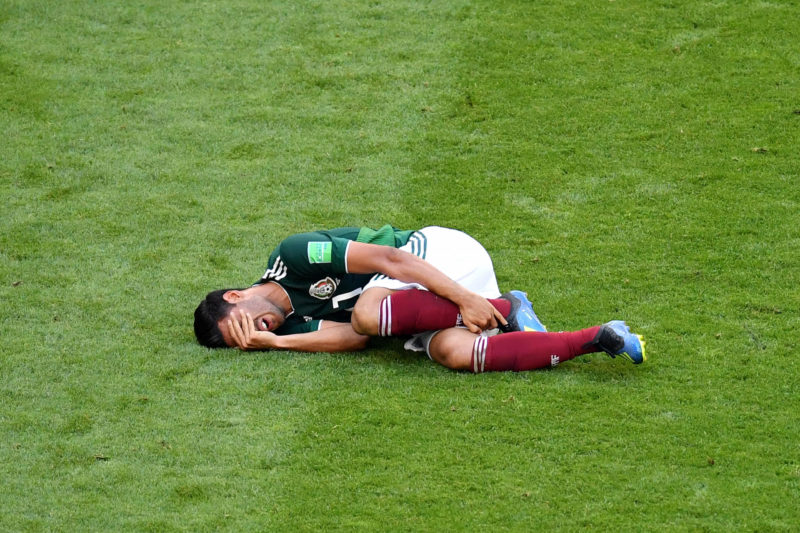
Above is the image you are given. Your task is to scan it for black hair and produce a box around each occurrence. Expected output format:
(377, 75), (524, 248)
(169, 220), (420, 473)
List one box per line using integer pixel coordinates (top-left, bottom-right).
(193, 288), (244, 348)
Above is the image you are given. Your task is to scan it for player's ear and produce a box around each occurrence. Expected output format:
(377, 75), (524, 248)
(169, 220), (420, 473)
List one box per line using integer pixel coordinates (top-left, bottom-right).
(223, 290), (245, 303)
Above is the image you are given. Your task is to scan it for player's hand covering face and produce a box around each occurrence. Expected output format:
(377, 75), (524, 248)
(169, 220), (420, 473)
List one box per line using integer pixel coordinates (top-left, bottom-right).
(226, 309), (281, 351)
(217, 293), (286, 348)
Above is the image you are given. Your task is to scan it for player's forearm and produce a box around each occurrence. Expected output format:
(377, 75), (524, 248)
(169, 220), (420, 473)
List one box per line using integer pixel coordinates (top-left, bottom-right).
(272, 326), (369, 353)
(346, 241), (500, 333)
(381, 248), (476, 305)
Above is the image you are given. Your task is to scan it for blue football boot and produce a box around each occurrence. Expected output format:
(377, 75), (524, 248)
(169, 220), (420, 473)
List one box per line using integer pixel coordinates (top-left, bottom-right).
(593, 320), (646, 364)
(500, 290), (547, 333)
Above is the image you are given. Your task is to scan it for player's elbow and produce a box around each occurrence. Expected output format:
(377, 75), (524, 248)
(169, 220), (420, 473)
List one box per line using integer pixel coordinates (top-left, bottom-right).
(337, 328), (369, 351)
(384, 247), (409, 270)
(369, 246), (409, 279)
(351, 334), (369, 351)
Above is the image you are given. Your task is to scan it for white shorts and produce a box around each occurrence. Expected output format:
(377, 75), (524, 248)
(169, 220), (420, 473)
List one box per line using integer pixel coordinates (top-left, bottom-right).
(363, 226), (501, 297)
(363, 226), (501, 357)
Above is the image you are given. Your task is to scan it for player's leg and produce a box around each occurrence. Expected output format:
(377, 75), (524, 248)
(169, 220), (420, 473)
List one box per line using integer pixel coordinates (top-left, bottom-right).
(352, 226), (543, 336)
(471, 327), (605, 371)
(352, 287), (514, 336)
(350, 287), (393, 335)
(428, 323), (646, 372)
(428, 327), (595, 372)
(427, 328), (477, 370)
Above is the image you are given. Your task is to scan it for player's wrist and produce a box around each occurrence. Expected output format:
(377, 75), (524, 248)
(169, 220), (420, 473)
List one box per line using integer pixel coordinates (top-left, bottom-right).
(266, 334), (283, 350)
(452, 288), (480, 307)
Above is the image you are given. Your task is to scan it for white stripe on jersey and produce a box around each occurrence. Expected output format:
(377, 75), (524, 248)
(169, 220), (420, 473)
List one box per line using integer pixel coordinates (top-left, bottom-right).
(262, 256), (288, 281)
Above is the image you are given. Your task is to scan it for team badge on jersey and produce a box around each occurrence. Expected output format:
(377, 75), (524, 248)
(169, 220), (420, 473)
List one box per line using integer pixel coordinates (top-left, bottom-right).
(309, 277), (338, 299)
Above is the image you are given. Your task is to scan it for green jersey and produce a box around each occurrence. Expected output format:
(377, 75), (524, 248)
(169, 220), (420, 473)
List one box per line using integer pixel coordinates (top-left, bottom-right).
(256, 225), (414, 335)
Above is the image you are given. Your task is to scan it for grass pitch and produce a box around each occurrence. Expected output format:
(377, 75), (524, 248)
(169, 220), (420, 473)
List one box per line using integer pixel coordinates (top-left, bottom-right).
(2, 0), (799, 530)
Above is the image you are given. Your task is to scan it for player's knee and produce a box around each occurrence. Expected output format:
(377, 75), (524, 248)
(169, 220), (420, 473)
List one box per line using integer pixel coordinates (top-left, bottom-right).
(429, 332), (472, 371)
(431, 349), (460, 370)
(350, 307), (374, 335)
(351, 289), (386, 336)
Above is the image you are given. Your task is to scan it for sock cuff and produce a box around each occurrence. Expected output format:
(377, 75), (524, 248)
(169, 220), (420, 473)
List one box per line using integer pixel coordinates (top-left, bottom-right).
(472, 335), (488, 373)
(379, 296), (392, 336)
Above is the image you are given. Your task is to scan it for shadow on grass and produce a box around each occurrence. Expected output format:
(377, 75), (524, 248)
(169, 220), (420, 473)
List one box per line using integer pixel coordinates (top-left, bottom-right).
(198, 337), (654, 386)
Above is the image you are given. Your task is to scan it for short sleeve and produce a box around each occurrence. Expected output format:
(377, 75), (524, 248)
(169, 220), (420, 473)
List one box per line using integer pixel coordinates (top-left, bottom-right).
(275, 231), (352, 276)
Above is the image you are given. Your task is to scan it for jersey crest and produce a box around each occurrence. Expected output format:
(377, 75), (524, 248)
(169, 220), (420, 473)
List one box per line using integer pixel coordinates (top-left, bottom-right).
(309, 277), (338, 299)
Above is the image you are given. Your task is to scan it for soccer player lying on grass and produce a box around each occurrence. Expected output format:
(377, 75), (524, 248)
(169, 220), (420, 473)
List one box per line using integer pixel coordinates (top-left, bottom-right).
(194, 225), (646, 372)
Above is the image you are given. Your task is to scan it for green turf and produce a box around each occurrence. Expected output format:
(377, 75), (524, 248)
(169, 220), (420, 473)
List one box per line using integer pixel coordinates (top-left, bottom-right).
(2, 0), (799, 530)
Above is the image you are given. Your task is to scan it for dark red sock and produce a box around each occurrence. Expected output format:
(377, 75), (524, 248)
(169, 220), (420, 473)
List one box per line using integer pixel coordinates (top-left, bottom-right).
(378, 289), (511, 336)
(471, 327), (602, 373)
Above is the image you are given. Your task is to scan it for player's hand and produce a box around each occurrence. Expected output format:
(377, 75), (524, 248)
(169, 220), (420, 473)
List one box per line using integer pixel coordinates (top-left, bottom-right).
(458, 292), (507, 334)
(227, 310), (278, 351)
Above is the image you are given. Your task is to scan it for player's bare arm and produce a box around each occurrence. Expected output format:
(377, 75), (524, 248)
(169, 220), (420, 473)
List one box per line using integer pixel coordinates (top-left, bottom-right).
(345, 241), (505, 334)
(227, 309), (368, 352)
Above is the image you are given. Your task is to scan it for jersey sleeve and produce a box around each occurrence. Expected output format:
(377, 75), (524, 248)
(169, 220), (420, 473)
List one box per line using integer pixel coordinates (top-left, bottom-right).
(262, 230), (354, 282)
